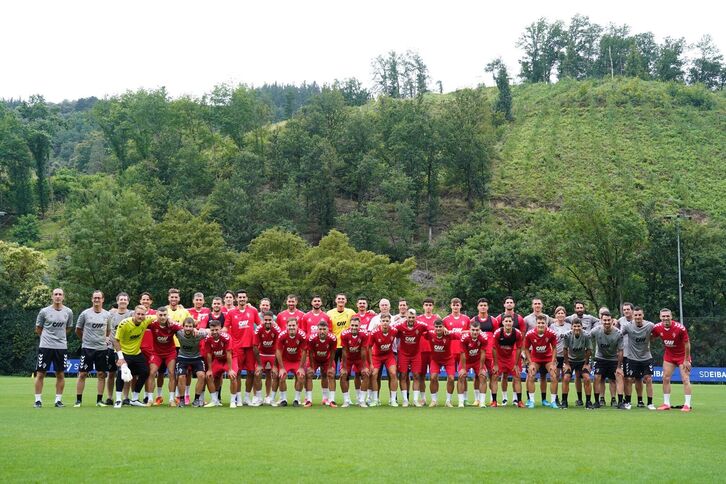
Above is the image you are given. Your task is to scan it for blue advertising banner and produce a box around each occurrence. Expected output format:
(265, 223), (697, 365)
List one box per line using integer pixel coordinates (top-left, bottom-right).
(50, 359), (726, 383)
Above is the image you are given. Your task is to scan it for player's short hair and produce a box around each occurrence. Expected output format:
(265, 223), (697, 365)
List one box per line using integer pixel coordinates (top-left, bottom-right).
(350, 316), (361, 323)
(535, 314), (547, 322)
(52, 287), (64, 295)
(317, 320), (329, 328)
(116, 292), (129, 301)
(531, 297), (542, 303)
(600, 310), (611, 317)
(223, 290), (234, 298)
(134, 304), (147, 313)
(574, 300), (585, 307)
(407, 308), (417, 316)
(502, 314), (513, 321)
(92, 289), (104, 297)
(470, 320), (481, 328)
(286, 294), (298, 301)
(168, 288), (180, 296)
(140, 291), (152, 299)
(259, 297), (270, 304)
(263, 311), (274, 318)
(622, 302), (634, 310)
(571, 317), (582, 326)
(399, 298), (407, 304)
(504, 296), (515, 303)
(183, 317), (195, 326)
(477, 298), (489, 305)
(380, 314), (391, 321)
(335, 293), (347, 298)
(423, 297), (434, 305)
(236, 289), (247, 297)
(599, 307), (609, 316)
(434, 318), (444, 326)
(209, 319), (222, 327)
(157, 306), (167, 312)
(554, 306), (566, 315)
(287, 317), (298, 323)
(450, 297), (462, 305)
(357, 296), (367, 302)
(311, 294), (322, 301)
(633, 306), (643, 312)
(212, 296), (222, 302)
(193, 292), (204, 299)
(660, 308), (672, 315)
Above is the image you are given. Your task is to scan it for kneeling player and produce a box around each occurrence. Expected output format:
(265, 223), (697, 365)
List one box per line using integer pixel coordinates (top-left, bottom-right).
(425, 319), (459, 407)
(175, 318), (209, 407)
(492, 316), (523, 407)
(340, 318), (370, 407)
(458, 321), (489, 408)
(367, 314), (399, 407)
(523, 315), (559, 409)
(275, 318), (307, 407)
(562, 318), (593, 408)
(652, 308), (692, 412)
(204, 319), (236, 407)
(253, 311), (280, 406)
(306, 321), (338, 407)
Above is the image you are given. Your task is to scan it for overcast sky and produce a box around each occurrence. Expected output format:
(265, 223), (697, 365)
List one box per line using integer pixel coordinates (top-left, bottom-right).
(2, 0), (724, 102)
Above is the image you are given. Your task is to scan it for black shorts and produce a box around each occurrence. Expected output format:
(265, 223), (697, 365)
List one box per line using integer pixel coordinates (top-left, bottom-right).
(569, 360), (590, 375)
(123, 353), (149, 377)
(176, 357), (205, 376)
(624, 358), (653, 379)
(334, 348), (343, 364)
(556, 356), (564, 370)
(107, 349), (118, 372)
(80, 348), (109, 372)
(593, 359), (618, 380)
(36, 348), (68, 373)
(537, 364), (549, 378)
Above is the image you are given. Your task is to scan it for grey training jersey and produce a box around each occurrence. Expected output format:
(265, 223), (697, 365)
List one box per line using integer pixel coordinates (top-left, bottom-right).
(176, 330), (208, 358)
(565, 313), (599, 333)
(550, 322), (572, 357)
(36, 305), (73, 349)
(107, 309), (133, 349)
(563, 331), (592, 362)
(523, 313), (555, 333)
(620, 321), (654, 361)
(76, 308), (110, 351)
(591, 326), (624, 361)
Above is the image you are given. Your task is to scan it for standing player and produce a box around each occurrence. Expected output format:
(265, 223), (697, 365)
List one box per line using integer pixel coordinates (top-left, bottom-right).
(416, 297), (440, 406)
(443, 298), (470, 370)
(652, 308), (692, 412)
(275, 318), (307, 407)
(617, 303), (646, 405)
(113, 306), (156, 408)
(146, 307), (183, 406)
(458, 320), (489, 408)
(208, 297), (225, 328)
(139, 292), (156, 315)
(424, 319), (460, 407)
(226, 289), (261, 406)
(491, 315), (524, 407)
(590, 311), (625, 409)
(522, 298), (554, 404)
(523, 315), (559, 409)
(550, 306), (571, 406)
(394, 309), (429, 407)
(327, 293), (356, 405)
(222, 291), (235, 313)
(367, 314), (399, 407)
(204, 319), (235, 407)
(354, 297), (376, 331)
(74, 290), (110, 407)
(277, 295), (305, 332)
(188, 292), (211, 328)
(174, 318), (209, 407)
(339, 316), (370, 407)
(473, 298), (501, 405)
(104, 292), (133, 405)
(367, 299), (393, 405)
(305, 321), (338, 407)
(258, 298), (273, 319)
(166, 288), (191, 324)
(253, 311), (280, 405)
(621, 306), (655, 410)
(562, 318), (594, 408)
(34, 288), (73, 408)
(300, 295), (331, 335)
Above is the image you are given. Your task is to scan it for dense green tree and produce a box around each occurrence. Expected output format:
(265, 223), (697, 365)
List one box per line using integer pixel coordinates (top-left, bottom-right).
(0, 241), (50, 310)
(595, 24), (632, 78)
(333, 78), (371, 106)
(10, 214), (40, 245)
(559, 14), (602, 80)
(655, 37), (686, 82)
(688, 35), (724, 89)
(485, 59), (513, 122)
(517, 18), (565, 83)
(0, 106), (34, 214)
(208, 84), (272, 150)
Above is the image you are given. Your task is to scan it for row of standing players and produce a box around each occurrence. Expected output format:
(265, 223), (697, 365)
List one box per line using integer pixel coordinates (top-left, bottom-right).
(33, 290), (692, 412)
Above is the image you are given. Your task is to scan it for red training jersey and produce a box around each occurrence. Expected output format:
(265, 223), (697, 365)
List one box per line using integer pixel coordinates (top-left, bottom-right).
(652, 322), (690, 362)
(307, 333), (337, 362)
(205, 333), (231, 362)
(425, 331), (460, 362)
(417, 313), (440, 353)
(460, 332), (489, 364)
(394, 321), (429, 356)
(356, 310), (376, 332)
(147, 321), (183, 355)
(492, 328), (523, 367)
(276, 330), (307, 363)
(254, 325), (281, 357)
(277, 309), (306, 333)
(524, 328), (557, 363)
(300, 310), (332, 335)
(443, 314), (470, 355)
(188, 307), (211, 328)
(226, 306), (261, 349)
(340, 329), (367, 362)
(368, 327), (398, 357)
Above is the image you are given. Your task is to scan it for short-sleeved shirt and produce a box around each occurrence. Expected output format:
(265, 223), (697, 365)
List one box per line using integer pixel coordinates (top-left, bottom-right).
(340, 329), (367, 361)
(300, 310), (331, 335)
(565, 313), (598, 333)
(226, 306), (261, 349)
(368, 327), (398, 356)
(147, 321), (184, 355)
(36, 305), (73, 349)
(354, 311), (377, 332)
(394, 321), (429, 356)
(492, 328), (523, 365)
(524, 329), (558, 363)
(327, 308), (357, 347)
(115, 316), (155, 355)
(591, 326), (624, 361)
(652, 322), (690, 362)
(277, 309), (306, 333)
(254, 326), (281, 357)
(76, 307), (110, 351)
(443, 314), (470, 355)
(307, 333), (337, 362)
(461, 332), (489, 364)
(550, 322), (572, 357)
(188, 307), (211, 328)
(176, 329), (208, 359)
(563, 331), (592, 362)
(205, 333), (231, 362)
(523, 312), (555, 333)
(416, 313), (440, 353)
(277, 330), (308, 363)
(620, 321), (654, 361)
(426, 331), (459, 362)
(107, 309), (133, 349)
(167, 306), (191, 325)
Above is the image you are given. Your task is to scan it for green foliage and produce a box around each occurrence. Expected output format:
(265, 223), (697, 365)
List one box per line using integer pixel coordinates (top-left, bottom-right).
(372, 50), (429, 98)
(0, 241), (50, 311)
(0, 105), (34, 214)
(10, 214), (40, 245)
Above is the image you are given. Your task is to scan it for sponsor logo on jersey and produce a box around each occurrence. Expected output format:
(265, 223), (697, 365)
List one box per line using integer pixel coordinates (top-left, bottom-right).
(434, 344), (445, 352)
(664, 339), (675, 346)
(535, 345), (546, 352)
(156, 336), (169, 343)
(91, 323), (105, 329)
(52, 322), (65, 327)
(405, 336), (416, 343)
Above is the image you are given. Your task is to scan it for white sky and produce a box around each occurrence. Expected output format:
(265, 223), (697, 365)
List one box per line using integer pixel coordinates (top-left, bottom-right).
(1, 0), (724, 102)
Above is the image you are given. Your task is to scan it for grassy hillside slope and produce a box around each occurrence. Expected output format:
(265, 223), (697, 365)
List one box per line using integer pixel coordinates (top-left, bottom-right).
(490, 78), (726, 220)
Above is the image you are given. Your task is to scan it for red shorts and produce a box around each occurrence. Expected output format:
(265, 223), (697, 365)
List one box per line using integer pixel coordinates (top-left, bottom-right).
(498, 364), (520, 378)
(343, 359), (366, 375)
(464, 361), (481, 375)
(149, 352), (176, 368)
(233, 347), (256, 372)
(211, 360), (229, 378)
(452, 352), (462, 369)
(142, 349), (155, 365)
(259, 355), (276, 371)
(664, 356), (687, 367)
(372, 353), (396, 370)
(484, 357), (494, 374)
(281, 359), (303, 374)
(430, 358), (455, 376)
(398, 352), (423, 374)
(309, 358), (333, 373)
(420, 351), (431, 372)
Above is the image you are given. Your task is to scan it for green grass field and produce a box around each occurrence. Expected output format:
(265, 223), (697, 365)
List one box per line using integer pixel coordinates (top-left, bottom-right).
(2, 376), (723, 483)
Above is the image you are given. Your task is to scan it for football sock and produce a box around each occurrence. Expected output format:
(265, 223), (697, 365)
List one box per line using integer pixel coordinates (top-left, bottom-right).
(528, 392), (535, 402)
(367, 390), (372, 401)
(413, 391), (420, 402)
(491, 393), (497, 403)
(431, 393), (438, 403)
(356, 390), (363, 402)
(35, 394), (42, 403)
(322, 388), (329, 400)
(685, 395), (691, 406)
(458, 393), (465, 403)
(516, 393), (522, 402)
(255, 391), (262, 401)
(329, 390), (336, 402)
(372, 391), (379, 401)
(194, 393), (200, 401)
(402, 392), (409, 403)
(116, 391), (123, 401)
(343, 391), (350, 403)
(637, 396), (644, 404)
(618, 394), (623, 404)
(474, 390), (481, 401)
(625, 395), (631, 404)
(294, 391), (301, 402)
(562, 393), (568, 404)
(541, 392), (547, 402)
(512, 392), (518, 402)
(280, 391), (287, 401)
(577, 391), (583, 401)
(647, 396), (653, 405)
(55, 394), (62, 403)
(156, 386), (163, 397)
(446, 392), (452, 402)
(211, 393), (219, 403)
(169, 391), (175, 402)
(244, 392), (251, 402)
(235, 392), (242, 403)
(200, 390), (206, 402)
(146, 392), (154, 402)
(550, 393), (556, 403)
(96, 394), (103, 403)
(390, 391), (396, 402)
(131, 392), (139, 401)
(663, 393), (671, 405)
(185, 388), (190, 398)
(306, 391), (313, 401)
(594, 392), (600, 402)
(76, 394), (82, 403)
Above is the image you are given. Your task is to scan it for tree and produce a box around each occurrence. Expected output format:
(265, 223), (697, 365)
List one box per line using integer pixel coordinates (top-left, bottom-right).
(333, 78), (371, 106)
(688, 35), (724, 89)
(559, 14), (602, 80)
(485, 58), (513, 121)
(372, 51), (401, 98)
(0, 240), (50, 310)
(0, 105), (34, 214)
(372, 51), (430, 98)
(10, 214), (40, 245)
(655, 36), (686, 82)
(517, 18), (565, 83)
(208, 84), (272, 150)
(595, 24), (632, 78)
